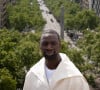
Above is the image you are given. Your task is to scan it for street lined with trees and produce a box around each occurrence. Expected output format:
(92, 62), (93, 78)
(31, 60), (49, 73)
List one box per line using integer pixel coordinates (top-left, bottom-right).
(0, 0), (100, 90)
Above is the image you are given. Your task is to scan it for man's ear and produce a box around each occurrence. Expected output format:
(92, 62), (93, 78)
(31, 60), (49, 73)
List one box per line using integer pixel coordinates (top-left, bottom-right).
(59, 42), (61, 50)
(39, 42), (41, 49)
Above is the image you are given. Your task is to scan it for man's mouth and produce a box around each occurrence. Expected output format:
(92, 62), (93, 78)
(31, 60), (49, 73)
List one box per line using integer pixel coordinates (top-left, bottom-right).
(45, 49), (55, 55)
(43, 50), (58, 60)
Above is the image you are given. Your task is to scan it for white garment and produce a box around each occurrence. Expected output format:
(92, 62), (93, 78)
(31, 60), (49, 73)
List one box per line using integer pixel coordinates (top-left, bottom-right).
(45, 65), (56, 82)
(23, 53), (90, 90)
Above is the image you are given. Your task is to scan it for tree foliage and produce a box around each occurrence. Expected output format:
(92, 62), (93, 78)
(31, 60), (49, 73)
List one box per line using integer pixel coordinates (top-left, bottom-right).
(77, 29), (100, 86)
(0, 68), (16, 90)
(44, 0), (100, 30)
(74, 10), (100, 30)
(1, 0), (100, 89)
(7, 0), (45, 31)
(0, 29), (42, 89)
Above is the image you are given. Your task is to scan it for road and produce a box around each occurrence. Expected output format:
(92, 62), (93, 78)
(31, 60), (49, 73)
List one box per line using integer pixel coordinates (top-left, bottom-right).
(37, 0), (61, 35)
(37, 0), (80, 50)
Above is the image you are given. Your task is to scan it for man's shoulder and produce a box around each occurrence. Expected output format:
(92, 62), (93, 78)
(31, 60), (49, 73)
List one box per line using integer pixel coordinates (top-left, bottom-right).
(59, 53), (83, 77)
(31, 57), (44, 70)
(59, 53), (71, 63)
(27, 57), (45, 75)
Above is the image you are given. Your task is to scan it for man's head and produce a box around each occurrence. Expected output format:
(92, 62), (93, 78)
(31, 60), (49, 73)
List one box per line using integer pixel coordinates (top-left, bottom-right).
(40, 29), (61, 60)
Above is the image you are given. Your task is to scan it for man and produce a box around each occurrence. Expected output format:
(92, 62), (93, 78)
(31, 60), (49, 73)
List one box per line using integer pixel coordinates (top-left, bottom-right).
(23, 29), (90, 90)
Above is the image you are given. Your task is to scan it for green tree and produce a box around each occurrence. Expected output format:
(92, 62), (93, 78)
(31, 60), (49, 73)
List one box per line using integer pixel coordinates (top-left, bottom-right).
(77, 29), (100, 87)
(7, 0), (45, 31)
(0, 29), (24, 89)
(0, 68), (16, 90)
(74, 10), (100, 30)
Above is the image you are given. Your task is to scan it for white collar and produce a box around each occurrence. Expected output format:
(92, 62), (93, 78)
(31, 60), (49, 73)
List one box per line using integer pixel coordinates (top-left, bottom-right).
(29, 53), (82, 86)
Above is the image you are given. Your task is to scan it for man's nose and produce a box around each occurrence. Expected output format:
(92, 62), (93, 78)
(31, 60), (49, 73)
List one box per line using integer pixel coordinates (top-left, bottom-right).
(46, 43), (53, 49)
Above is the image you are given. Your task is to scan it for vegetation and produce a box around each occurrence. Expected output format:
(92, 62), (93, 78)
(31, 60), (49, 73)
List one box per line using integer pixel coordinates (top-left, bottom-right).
(0, 0), (100, 89)
(0, 68), (16, 90)
(7, 0), (46, 31)
(44, 0), (100, 30)
(77, 29), (100, 77)
(0, 28), (82, 89)
(0, 29), (42, 89)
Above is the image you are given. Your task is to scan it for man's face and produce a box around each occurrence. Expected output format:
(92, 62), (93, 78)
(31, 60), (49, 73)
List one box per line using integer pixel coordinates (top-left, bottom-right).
(40, 33), (60, 60)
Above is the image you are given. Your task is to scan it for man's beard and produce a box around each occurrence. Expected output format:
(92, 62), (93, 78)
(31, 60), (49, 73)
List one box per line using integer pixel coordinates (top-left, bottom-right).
(43, 52), (58, 60)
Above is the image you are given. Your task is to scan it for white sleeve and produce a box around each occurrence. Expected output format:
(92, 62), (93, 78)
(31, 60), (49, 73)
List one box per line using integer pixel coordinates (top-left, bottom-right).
(23, 72), (37, 90)
(69, 76), (90, 90)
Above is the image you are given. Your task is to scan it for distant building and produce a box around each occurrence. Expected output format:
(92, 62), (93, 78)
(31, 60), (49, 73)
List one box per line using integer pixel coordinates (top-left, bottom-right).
(0, 0), (16, 28)
(9, 0), (16, 4)
(80, 0), (89, 9)
(91, 0), (100, 17)
(0, 0), (7, 28)
(80, 0), (100, 17)
(71, 0), (81, 3)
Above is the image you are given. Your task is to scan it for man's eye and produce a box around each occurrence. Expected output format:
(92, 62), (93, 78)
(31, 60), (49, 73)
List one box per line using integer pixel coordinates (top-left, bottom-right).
(51, 41), (56, 45)
(42, 41), (56, 46)
(42, 42), (48, 46)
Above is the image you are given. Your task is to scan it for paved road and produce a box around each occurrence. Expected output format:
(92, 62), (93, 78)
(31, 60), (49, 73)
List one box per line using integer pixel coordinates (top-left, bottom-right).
(37, 0), (61, 35)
